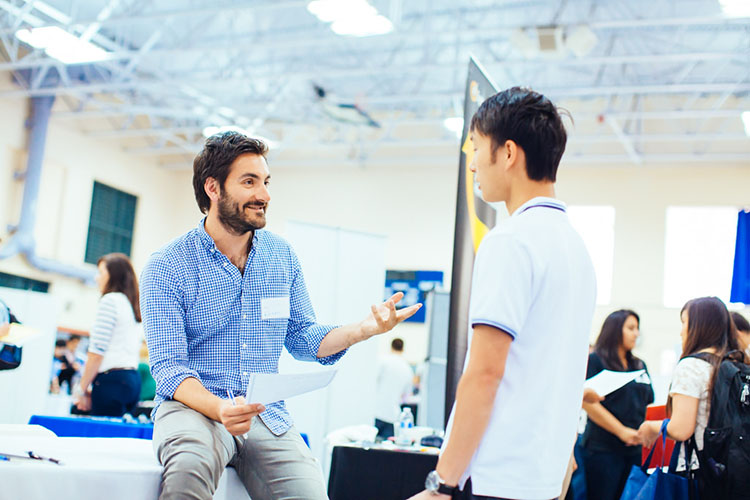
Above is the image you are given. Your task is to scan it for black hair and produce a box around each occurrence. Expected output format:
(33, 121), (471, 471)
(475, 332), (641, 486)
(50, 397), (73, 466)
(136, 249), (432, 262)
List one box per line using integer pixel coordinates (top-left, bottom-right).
(470, 86), (568, 182)
(391, 338), (404, 351)
(192, 131), (269, 214)
(731, 311), (750, 333)
(593, 309), (642, 371)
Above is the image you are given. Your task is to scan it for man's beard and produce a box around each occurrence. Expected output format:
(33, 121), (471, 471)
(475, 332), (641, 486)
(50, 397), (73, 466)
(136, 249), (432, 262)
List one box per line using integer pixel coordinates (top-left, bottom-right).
(217, 189), (267, 235)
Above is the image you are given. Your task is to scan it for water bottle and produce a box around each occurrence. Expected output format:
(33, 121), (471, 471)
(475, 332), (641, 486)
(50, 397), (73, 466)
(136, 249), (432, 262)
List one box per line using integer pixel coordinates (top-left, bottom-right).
(395, 407), (414, 446)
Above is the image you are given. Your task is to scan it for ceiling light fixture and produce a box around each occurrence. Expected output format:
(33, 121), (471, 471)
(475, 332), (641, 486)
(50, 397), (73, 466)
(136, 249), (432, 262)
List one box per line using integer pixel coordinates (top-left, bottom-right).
(15, 26), (108, 64)
(202, 125), (280, 149)
(443, 117), (464, 138)
(718, 0), (750, 17)
(308, 0), (393, 37)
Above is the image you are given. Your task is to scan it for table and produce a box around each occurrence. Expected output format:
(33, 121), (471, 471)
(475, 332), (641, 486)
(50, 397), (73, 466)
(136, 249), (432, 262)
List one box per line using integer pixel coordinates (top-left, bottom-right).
(29, 414), (154, 439)
(328, 445), (438, 500)
(0, 436), (249, 500)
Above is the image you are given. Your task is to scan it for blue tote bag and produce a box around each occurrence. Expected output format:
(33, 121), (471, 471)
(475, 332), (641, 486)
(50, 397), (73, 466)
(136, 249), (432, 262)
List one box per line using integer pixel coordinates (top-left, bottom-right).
(619, 420), (699, 500)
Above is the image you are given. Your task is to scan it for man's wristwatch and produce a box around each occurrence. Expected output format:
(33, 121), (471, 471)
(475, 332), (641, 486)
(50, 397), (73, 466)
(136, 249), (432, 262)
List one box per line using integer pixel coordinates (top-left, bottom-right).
(425, 470), (457, 496)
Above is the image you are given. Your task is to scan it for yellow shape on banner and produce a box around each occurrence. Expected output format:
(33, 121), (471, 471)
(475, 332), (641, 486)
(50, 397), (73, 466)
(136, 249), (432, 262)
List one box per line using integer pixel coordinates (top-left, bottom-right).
(462, 135), (490, 253)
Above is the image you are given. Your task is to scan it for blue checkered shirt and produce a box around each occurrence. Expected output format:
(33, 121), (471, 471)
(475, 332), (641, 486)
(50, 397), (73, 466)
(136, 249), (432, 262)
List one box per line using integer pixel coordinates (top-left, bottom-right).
(140, 219), (343, 435)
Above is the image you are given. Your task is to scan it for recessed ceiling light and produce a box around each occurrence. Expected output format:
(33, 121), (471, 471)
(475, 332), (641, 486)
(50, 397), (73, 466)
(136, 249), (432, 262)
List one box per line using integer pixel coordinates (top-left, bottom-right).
(308, 0), (393, 37)
(718, 0), (750, 17)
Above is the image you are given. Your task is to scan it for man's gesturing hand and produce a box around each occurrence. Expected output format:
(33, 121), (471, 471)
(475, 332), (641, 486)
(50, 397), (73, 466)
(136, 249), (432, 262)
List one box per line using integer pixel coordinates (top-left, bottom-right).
(218, 396), (265, 436)
(360, 292), (422, 339)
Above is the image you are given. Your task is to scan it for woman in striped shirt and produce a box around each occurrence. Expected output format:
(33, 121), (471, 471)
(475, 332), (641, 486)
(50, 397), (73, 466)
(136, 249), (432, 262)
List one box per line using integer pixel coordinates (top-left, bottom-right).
(73, 253), (142, 417)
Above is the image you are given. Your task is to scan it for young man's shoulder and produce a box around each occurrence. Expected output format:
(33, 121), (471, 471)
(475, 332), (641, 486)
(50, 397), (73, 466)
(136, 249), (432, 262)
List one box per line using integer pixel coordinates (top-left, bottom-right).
(482, 220), (534, 253)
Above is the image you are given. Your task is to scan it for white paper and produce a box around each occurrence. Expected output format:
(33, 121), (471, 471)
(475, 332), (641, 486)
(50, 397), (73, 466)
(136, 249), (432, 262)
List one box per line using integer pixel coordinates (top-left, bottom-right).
(584, 369), (645, 397)
(245, 370), (337, 405)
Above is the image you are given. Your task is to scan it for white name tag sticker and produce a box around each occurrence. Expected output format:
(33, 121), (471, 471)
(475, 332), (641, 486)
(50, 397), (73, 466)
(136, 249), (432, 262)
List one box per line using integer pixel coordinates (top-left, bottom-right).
(261, 297), (290, 320)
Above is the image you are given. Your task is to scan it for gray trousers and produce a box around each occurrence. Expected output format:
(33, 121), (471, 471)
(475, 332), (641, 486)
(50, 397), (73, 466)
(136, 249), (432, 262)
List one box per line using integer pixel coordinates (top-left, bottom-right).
(152, 400), (327, 500)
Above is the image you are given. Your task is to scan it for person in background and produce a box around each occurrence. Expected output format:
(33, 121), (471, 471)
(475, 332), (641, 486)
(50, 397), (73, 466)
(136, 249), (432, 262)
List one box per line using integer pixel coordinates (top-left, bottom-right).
(374, 337), (414, 440)
(57, 336), (82, 393)
(638, 297), (740, 472)
(50, 339), (67, 393)
(731, 311), (750, 361)
(581, 310), (654, 500)
(51, 337), (81, 394)
(73, 253), (142, 416)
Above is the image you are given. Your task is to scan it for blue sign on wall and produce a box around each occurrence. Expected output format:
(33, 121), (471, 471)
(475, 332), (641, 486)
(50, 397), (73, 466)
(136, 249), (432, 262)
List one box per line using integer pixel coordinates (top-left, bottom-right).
(384, 270), (444, 323)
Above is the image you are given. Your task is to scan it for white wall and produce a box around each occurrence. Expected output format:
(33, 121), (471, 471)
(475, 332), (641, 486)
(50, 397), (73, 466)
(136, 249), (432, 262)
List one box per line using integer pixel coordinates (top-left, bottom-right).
(0, 90), (199, 331)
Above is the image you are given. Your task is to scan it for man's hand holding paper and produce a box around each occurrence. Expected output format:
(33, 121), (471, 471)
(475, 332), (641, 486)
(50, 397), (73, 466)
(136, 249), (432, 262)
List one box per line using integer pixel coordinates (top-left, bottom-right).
(218, 396), (265, 436)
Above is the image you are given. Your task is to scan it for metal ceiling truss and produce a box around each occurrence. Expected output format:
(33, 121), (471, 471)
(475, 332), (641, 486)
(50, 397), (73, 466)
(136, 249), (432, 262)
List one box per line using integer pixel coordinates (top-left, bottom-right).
(0, 0), (748, 165)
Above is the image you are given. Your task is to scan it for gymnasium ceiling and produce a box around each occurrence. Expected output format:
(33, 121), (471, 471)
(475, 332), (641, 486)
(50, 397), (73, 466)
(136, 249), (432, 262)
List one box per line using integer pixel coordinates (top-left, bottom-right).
(0, 0), (748, 168)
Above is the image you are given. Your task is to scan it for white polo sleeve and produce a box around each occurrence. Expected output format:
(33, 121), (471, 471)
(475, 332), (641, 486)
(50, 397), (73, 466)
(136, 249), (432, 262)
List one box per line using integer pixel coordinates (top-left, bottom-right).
(469, 233), (534, 340)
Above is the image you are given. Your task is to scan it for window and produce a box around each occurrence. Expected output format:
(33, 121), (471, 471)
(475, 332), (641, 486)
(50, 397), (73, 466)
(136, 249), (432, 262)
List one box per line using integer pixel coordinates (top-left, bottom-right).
(663, 206), (738, 308)
(84, 181), (137, 264)
(0, 272), (49, 292)
(568, 206), (616, 305)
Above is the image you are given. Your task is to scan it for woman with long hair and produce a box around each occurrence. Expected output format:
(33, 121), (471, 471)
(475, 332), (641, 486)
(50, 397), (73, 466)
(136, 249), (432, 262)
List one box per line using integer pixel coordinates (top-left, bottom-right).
(637, 297), (740, 470)
(73, 253), (142, 416)
(581, 309), (655, 500)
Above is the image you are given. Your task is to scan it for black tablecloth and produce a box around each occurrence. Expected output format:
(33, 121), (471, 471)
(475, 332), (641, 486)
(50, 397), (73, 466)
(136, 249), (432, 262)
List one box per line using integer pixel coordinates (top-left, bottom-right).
(328, 445), (438, 500)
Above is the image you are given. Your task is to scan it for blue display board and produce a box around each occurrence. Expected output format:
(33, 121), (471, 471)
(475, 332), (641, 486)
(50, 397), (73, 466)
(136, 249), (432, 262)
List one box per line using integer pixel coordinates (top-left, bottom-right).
(384, 270), (444, 323)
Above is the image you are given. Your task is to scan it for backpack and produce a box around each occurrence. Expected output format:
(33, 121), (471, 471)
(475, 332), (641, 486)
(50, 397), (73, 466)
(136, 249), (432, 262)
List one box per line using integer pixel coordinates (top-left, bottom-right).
(688, 351), (750, 500)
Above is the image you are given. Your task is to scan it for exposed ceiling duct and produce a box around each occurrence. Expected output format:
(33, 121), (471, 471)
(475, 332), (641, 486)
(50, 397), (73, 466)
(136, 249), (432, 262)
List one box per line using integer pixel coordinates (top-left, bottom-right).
(0, 95), (96, 283)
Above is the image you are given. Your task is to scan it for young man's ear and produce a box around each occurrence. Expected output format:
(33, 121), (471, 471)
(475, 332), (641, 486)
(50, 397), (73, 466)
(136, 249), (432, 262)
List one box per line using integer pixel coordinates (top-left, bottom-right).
(204, 177), (220, 203)
(503, 140), (519, 171)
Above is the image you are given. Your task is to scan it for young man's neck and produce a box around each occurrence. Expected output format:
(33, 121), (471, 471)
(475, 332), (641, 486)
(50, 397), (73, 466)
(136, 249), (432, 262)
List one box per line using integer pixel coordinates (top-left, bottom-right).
(204, 213), (253, 260)
(505, 181), (556, 215)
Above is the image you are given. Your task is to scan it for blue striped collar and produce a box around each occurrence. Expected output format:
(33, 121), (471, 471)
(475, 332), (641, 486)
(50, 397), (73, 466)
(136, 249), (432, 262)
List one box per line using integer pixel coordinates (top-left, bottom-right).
(513, 197), (567, 216)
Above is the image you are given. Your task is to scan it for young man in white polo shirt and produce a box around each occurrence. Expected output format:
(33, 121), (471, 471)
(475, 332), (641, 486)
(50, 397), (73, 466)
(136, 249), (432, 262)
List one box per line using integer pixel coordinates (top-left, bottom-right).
(410, 87), (597, 500)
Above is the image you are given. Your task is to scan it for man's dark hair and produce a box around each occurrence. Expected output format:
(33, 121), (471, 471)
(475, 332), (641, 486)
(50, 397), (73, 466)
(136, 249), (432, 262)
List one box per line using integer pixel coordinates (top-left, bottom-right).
(391, 338), (404, 352)
(470, 86), (568, 182)
(192, 131), (269, 214)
